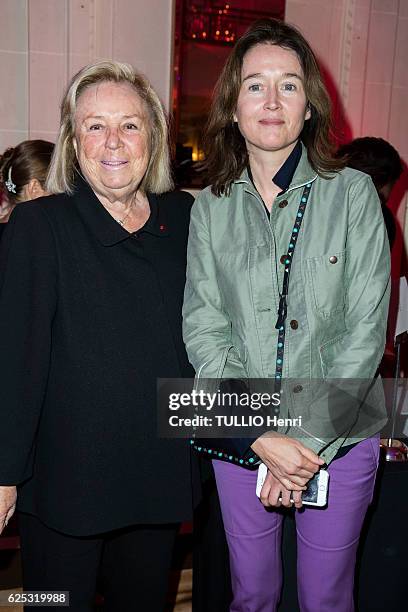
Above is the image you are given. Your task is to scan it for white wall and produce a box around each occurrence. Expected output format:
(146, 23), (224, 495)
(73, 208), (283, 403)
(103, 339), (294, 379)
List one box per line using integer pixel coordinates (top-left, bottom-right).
(287, 0), (408, 158)
(286, 0), (408, 275)
(0, 0), (174, 149)
(0, 0), (29, 149)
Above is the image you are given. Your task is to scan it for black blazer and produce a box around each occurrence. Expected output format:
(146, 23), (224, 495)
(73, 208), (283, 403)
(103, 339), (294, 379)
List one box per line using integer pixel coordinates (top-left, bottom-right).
(0, 177), (196, 536)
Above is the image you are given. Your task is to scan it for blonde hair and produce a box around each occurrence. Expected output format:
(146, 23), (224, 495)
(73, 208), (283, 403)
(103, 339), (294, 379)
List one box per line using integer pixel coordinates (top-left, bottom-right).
(46, 61), (173, 195)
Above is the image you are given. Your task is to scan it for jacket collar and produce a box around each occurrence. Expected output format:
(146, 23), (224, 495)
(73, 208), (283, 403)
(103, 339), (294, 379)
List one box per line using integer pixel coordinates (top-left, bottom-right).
(234, 141), (318, 195)
(72, 173), (169, 246)
(247, 139), (302, 194)
(287, 142), (318, 192)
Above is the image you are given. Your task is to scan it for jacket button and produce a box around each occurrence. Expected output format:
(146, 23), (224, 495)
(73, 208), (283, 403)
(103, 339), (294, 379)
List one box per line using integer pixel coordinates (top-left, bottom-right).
(329, 255), (338, 264)
(280, 254), (288, 264)
(278, 199), (288, 208)
(293, 384), (303, 394)
(290, 319), (298, 330)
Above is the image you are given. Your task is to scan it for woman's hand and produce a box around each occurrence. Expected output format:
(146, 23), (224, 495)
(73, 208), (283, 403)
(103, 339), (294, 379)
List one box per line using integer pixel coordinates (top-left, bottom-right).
(0, 486), (17, 535)
(251, 433), (324, 491)
(260, 470), (303, 509)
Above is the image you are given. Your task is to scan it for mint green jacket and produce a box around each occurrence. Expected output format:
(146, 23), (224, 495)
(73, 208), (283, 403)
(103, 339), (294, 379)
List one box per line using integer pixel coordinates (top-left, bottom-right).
(182, 146), (390, 464)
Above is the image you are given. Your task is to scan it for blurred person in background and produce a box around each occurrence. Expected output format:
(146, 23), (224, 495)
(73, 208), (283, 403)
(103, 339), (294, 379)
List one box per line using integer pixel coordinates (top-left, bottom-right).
(0, 140), (54, 240)
(337, 137), (405, 374)
(336, 137), (403, 248)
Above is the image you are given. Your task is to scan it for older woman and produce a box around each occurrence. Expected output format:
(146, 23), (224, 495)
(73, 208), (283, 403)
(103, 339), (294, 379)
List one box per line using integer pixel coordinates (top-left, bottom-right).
(183, 19), (390, 612)
(0, 62), (195, 611)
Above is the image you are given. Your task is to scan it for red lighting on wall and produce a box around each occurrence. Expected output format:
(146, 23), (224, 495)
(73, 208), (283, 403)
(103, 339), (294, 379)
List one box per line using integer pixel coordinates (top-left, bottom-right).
(183, 1), (285, 45)
(185, 2), (237, 45)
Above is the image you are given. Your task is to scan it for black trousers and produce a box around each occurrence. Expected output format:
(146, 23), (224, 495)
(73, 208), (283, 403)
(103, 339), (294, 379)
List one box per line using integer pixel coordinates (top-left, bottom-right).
(19, 512), (179, 612)
(193, 469), (232, 612)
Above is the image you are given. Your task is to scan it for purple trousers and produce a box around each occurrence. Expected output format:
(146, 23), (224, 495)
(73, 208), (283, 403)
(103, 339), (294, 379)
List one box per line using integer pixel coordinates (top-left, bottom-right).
(213, 437), (380, 612)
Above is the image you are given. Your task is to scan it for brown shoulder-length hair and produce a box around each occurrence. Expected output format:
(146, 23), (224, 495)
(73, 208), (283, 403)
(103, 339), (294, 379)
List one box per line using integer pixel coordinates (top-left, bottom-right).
(0, 140), (54, 204)
(202, 18), (345, 196)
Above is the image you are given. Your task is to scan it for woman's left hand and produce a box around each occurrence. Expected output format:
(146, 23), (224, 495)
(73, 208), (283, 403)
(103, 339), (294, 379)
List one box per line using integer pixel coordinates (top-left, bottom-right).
(260, 471), (303, 509)
(251, 433), (323, 490)
(0, 486), (17, 535)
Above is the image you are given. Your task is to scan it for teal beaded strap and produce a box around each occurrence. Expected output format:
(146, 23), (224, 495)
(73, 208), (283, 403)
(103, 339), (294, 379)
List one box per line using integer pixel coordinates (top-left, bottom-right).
(191, 183), (313, 469)
(189, 439), (258, 468)
(274, 183), (312, 394)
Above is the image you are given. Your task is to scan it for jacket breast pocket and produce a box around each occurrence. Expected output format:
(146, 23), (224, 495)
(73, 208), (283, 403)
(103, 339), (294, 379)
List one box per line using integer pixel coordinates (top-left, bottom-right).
(305, 250), (347, 318)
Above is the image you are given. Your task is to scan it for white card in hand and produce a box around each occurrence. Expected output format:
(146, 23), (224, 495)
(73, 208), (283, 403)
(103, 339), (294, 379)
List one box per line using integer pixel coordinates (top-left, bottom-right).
(256, 463), (267, 498)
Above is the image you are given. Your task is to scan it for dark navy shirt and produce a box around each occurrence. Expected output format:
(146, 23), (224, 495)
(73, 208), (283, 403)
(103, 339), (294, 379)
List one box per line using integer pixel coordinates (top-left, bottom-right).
(271, 140), (302, 193)
(247, 140), (302, 217)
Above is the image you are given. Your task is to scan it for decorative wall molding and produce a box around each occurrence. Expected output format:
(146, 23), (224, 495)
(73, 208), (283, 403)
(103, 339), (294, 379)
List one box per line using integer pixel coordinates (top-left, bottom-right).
(339, 0), (356, 108)
(89, 0), (96, 59)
